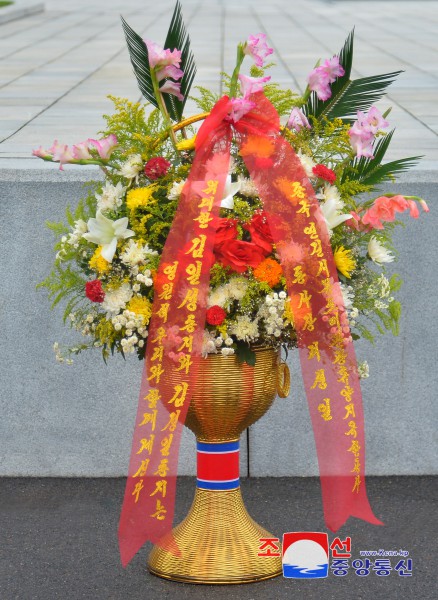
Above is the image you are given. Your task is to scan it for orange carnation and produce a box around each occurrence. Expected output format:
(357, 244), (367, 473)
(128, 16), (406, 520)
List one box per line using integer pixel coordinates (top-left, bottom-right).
(253, 258), (283, 287)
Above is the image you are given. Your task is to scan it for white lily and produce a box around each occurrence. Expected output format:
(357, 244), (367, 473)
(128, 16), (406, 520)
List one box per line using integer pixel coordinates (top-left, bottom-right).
(368, 237), (394, 264)
(220, 175), (241, 209)
(320, 196), (352, 234)
(83, 211), (134, 262)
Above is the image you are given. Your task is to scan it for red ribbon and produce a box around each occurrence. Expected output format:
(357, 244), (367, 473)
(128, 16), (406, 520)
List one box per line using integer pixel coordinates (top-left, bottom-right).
(118, 92), (382, 567)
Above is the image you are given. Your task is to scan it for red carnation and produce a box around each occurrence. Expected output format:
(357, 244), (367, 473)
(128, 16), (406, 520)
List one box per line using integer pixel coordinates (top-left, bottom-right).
(144, 156), (171, 180)
(312, 164), (336, 184)
(206, 305), (227, 326)
(85, 279), (105, 303)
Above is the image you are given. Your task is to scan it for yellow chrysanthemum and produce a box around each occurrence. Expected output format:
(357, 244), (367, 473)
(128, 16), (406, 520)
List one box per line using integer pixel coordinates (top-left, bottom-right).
(176, 136), (196, 151)
(126, 186), (156, 212)
(89, 246), (110, 274)
(126, 296), (152, 325)
(333, 246), (356, 278)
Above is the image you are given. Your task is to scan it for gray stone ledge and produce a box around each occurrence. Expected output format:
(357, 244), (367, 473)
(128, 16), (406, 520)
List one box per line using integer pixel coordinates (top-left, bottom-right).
(0, 0), (44, 25)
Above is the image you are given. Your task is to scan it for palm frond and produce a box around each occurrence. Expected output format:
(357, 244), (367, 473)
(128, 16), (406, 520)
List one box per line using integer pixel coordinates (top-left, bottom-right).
(342, 130), (422, 185)
(121, 16), (158, 108)
(303, 30), (402, 123)
(162, 0), (196, 121)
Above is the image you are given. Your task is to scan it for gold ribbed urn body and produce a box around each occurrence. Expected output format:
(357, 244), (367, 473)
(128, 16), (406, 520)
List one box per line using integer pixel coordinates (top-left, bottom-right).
(148, 346), (283, 584)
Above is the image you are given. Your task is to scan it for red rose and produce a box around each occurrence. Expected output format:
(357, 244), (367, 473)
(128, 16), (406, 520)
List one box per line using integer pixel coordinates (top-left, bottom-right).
(212, 216), (238, 251)
(244, 210), (274, 255)
(312, 164), (336, 184)
(206, 305), (227, 326)
(216, 239), (265, 273)
(85, 279), (105, 303)
(144, 156), (171, 180)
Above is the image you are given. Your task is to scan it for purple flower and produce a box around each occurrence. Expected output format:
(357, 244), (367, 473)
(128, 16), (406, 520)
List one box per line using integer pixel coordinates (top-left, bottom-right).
(307, 56), (345, 101)
(287, 107), (311, 131)
(238, 73), (271, 96)
(348, 106), (389, 159)
(244, 33), (273, 67)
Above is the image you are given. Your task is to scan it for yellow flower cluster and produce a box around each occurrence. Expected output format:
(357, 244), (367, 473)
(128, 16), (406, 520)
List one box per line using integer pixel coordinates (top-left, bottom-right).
(89, 247), (110, 274)
(126, 296), (152, 325)
(126, 186), (156, 212)
(334, 246), (356, 278)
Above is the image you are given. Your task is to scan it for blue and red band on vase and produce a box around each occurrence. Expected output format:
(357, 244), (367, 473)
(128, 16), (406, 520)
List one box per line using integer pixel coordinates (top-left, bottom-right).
(196, 440), (240, 490)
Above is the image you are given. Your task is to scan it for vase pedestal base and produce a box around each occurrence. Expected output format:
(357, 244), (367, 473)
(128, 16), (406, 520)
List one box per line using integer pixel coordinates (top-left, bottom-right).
(147, 487), (282, 584)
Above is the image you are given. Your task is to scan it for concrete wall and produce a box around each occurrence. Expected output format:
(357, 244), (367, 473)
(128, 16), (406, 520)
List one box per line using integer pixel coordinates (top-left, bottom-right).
(1, 168), (436, 477)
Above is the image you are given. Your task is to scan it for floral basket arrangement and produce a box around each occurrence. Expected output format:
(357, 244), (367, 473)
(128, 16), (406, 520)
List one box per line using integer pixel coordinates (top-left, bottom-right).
(35, 1), (428, 580)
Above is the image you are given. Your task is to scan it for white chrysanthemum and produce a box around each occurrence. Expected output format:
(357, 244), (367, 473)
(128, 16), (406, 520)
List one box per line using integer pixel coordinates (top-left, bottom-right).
(221, 347), (235, 356)
(120, 154), (143, 179)
(297, 150), (316, 178)
(95, 181), (126, 212)
(229, 315), (259, 342)
(358, 361), (370, 379)
(168, 179), (186, 200)
(120, 239), (157, 267)
(226, 276), (249, 301)
(101, 283), (133, 314)
(368, 237), (394, 264)
(317, 184), (343, 210)
(340, 283), (355, 310)
(237, 175), (259, 198)
(207, 285), (229, 308)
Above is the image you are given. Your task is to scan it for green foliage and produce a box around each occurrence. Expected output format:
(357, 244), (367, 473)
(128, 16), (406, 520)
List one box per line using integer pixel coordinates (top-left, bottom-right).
(191, 86), (219, 112)
(162, 0), (197, 120)
(235, 342), (256, 366)
(102, 97), (166, 159)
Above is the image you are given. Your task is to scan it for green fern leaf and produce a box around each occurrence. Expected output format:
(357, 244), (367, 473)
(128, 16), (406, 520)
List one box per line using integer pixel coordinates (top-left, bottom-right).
(121, 16), (158, 108)
(303, 30), (402, 123)
(162, 1), (196, 121)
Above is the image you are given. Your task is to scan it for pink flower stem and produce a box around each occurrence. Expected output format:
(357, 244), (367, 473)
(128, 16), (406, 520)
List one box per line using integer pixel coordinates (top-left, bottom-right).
(150, 68), (179, 151)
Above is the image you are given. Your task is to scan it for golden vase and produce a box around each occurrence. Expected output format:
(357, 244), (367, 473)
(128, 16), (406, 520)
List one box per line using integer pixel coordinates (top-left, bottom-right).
(148, 346), (287, 584)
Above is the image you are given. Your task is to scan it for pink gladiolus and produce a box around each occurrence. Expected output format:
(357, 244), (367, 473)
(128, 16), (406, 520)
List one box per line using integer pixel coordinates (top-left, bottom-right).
(361, 195), (425, 229)
(49, 140), (75, 170)
(419, 199), (430, 213)
(32, 146), (49, 158)
(348, 106), (389, 159)
(238, 73), (271, 96)
(287, 107), (311, 131)
(72, 141), (93, 160)
(159, 80), (184, 101)
(228, 96), (256, 123)
(156, 64), (183, 82)
(88, 134), (118, 159)
(244, 33), (273, 67)
(145, 40), (182, 70)
(364, 106), (389, 134)
(307, 56), (345, 101)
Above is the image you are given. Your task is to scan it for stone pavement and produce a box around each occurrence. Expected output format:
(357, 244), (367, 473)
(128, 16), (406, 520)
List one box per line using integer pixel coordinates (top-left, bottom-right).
(0, 0), (437, 171)
(1, 476), (437, 599)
